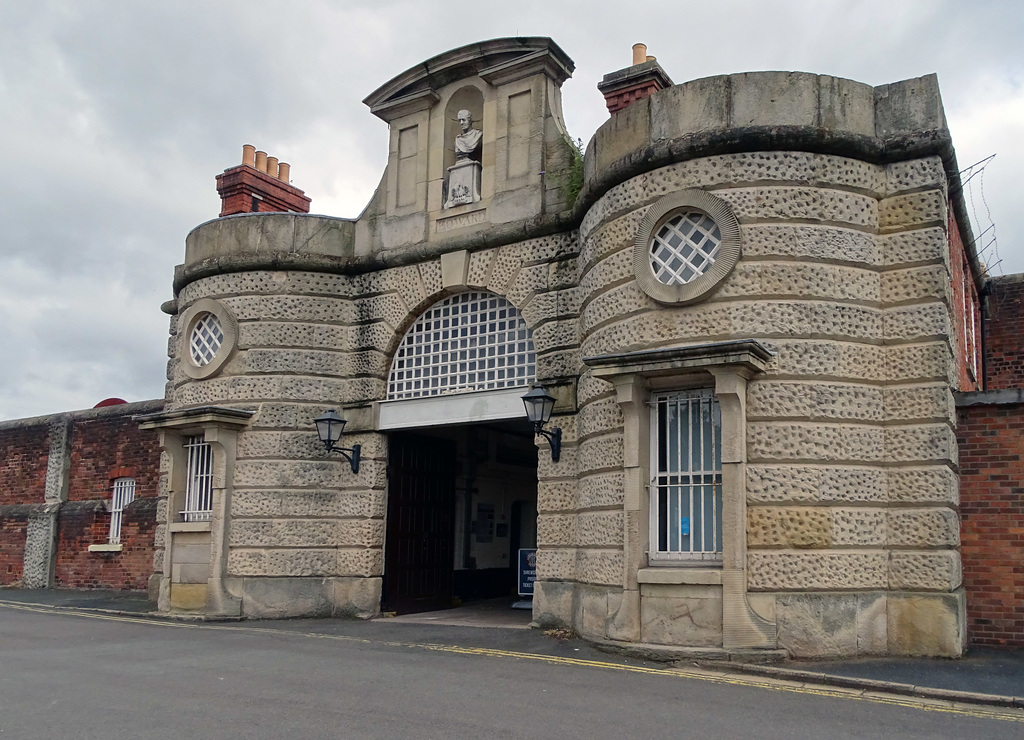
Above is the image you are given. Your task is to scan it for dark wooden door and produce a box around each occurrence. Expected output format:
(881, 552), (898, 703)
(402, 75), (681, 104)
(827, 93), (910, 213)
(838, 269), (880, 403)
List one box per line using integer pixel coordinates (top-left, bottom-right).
(384, 433), (457, 614)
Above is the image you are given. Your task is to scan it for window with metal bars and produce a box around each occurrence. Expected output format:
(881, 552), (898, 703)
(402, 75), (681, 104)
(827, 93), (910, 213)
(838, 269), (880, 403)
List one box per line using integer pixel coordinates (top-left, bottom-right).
(108, 477), (136, 544)
(387, 291), (536, 400)
(182, 435), (213, 522)
(650, 389), (723, 561)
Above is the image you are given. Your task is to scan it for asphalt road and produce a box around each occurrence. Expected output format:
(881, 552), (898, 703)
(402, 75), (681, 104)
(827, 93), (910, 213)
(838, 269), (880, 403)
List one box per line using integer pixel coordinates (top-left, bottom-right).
(1, 603), (1021, 739)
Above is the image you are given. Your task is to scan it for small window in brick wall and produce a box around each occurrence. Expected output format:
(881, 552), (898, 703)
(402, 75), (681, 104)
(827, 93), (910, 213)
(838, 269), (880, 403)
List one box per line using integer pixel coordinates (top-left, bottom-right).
(109, 477), (136, 544)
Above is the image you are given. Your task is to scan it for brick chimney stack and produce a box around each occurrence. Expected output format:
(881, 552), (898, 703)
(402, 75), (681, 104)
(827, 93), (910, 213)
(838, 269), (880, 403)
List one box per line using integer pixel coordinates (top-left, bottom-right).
(215, 145), (311, 217)
(597, 43), (674, 114)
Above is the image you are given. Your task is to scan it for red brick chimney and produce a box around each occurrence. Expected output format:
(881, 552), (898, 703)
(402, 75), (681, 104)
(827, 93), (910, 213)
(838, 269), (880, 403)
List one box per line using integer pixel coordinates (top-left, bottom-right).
(597, 43), (674, 114)
(215, 144), (311, 217)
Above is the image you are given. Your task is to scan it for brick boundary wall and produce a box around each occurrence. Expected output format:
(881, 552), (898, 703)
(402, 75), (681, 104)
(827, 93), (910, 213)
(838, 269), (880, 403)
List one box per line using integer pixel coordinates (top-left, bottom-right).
(983, 275), (1024, 391)
(956, 391), (1024, 647)
(54, 498), (159, 590)
(0, 425), (49, 507)
(0, 400), (163, 591)
(0, 513), (29, 585)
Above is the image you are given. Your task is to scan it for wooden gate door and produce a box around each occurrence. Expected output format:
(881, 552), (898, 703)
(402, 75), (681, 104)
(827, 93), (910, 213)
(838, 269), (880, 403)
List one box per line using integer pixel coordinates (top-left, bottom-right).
(384, 433), (457, 614)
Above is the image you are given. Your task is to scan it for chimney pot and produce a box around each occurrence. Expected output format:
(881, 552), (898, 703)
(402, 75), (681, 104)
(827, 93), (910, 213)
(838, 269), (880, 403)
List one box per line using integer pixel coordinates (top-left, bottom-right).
(242, 144), (256, 168)
(278, 162), (291, 182)
(266, 156), (279, 179)
(254, 150), (268, 173)
(598, 45), (673, 115)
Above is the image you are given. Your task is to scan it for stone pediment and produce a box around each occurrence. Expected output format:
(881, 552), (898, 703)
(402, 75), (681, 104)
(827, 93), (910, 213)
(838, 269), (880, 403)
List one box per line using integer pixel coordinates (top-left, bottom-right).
(363, 37), (573, 122)
(358, 36), (577, 253)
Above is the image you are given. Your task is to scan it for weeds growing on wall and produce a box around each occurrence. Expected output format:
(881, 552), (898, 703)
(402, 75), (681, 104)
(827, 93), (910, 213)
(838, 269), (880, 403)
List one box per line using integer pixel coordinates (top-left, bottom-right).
(562, 135), (585, 206)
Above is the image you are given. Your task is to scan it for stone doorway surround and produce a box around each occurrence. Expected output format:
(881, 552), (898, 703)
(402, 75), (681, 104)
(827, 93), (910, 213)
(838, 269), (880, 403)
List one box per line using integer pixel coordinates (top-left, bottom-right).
(136, 406), (254, 618)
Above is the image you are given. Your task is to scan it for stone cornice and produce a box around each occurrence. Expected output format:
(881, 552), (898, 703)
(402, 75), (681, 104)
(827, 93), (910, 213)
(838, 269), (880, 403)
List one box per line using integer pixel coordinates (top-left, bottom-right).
(135, 406), (255, 431)
(363, 37), (574, 122)
(584, 340), (774, 378)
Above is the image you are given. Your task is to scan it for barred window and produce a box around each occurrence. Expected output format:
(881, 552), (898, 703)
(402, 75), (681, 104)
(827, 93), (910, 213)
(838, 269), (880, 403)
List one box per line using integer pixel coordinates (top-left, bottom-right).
(109, 477), (136, 544)
(387, 292), (535, 400)
(650, 389), (723, 561)
(182, 435), (213, 522)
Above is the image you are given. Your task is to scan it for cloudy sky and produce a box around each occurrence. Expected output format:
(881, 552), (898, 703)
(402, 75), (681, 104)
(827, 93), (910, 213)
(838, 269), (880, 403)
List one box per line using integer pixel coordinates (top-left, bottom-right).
(0, 0), (1020, 420)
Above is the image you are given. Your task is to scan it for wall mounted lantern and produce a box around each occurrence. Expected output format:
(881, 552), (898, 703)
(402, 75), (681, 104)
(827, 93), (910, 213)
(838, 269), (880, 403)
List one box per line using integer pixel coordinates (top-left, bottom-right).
(314, 409), (361, 474)
(522, 385), (561, 463)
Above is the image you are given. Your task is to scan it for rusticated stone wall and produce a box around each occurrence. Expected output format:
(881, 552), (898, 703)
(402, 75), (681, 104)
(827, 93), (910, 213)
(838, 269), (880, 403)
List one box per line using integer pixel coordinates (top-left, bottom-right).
(554, 149), (962, 656)
(158, 62), (974, 656)
(165, 231), (578, 618)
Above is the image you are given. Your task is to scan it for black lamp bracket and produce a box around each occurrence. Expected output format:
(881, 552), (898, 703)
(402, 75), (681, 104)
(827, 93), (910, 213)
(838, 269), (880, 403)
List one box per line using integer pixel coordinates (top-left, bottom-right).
(533, 423), (561, 463)
(325, 440), (361, 474)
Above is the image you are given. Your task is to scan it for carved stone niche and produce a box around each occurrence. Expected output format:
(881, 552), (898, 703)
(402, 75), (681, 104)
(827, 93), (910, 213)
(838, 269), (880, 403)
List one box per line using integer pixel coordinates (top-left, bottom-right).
(443, 89), (484, 209)
(361, 37), (575, 252)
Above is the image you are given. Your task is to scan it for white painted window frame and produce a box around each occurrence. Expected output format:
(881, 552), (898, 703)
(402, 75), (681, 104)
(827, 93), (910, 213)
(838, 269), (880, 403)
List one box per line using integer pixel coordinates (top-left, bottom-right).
(648, 388), (723, 562)
(182, 435), (213, 522)
(108, 477), (136, 545)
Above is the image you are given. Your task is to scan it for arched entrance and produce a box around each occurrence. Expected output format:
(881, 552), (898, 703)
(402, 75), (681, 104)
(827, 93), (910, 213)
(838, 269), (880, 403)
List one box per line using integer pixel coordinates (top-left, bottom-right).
(380, 292), (539, 614)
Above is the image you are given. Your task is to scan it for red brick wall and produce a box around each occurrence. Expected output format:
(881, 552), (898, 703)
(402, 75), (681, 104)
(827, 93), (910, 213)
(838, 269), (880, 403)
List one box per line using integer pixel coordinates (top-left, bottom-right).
(949, 206), (982, 392)
(54, 498), (157, 590)
(54, 414), (161, 589)
(957, 402), (1024, 647)
(0, 424), (49, 506)
(983, 276), (1024, 391)
(67, 416), (161, 502)
(0, 517), (27, 586)
(0, 404), (162, 592)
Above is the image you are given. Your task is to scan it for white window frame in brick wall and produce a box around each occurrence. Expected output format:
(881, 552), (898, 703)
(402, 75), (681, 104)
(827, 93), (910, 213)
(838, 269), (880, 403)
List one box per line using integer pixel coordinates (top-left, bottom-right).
(649, 388), (723, 562)
(108, 477), (136, 545)
(387, 291), (536, 400)
(182, 435), (214, 522)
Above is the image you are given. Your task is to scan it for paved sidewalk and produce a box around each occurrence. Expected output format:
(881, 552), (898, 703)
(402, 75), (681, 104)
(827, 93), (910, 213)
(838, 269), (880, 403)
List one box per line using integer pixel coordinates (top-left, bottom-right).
(2, 587), (1022, 709)
(0, 586), (156, 616)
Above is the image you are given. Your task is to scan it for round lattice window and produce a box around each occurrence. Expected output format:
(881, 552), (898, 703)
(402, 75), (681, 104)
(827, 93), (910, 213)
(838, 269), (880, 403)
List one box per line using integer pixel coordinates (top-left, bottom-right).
(189, 313), (224, 366)
(179, 299), (237, 380)
(650, 211), (722, 285)
(633, 189), (741, 305)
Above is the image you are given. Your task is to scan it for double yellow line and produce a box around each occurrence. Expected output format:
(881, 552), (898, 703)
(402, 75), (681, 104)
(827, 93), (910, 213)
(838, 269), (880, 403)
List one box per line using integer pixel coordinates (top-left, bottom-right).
(2, 599), (1022, 724)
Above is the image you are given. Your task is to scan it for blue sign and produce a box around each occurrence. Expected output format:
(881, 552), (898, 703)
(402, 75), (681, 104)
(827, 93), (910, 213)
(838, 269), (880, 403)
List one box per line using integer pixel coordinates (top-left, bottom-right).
(518, 548), (537, 596)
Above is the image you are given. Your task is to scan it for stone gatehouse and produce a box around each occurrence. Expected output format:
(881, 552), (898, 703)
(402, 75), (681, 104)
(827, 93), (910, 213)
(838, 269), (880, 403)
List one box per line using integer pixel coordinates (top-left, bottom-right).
(136, 37), (981, 657)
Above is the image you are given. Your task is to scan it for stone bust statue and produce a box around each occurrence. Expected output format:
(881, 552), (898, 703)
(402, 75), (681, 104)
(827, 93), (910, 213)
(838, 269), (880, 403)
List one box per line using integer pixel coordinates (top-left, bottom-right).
(454, 109), (482, 161)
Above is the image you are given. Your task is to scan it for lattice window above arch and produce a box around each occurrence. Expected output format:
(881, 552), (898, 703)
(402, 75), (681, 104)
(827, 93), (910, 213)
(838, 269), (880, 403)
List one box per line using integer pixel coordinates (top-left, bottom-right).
(387, 292), (536, 400)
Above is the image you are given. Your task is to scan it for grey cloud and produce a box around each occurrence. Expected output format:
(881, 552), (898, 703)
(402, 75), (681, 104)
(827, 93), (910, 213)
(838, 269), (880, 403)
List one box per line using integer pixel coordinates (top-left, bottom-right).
(0, 0), (1020, 419)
